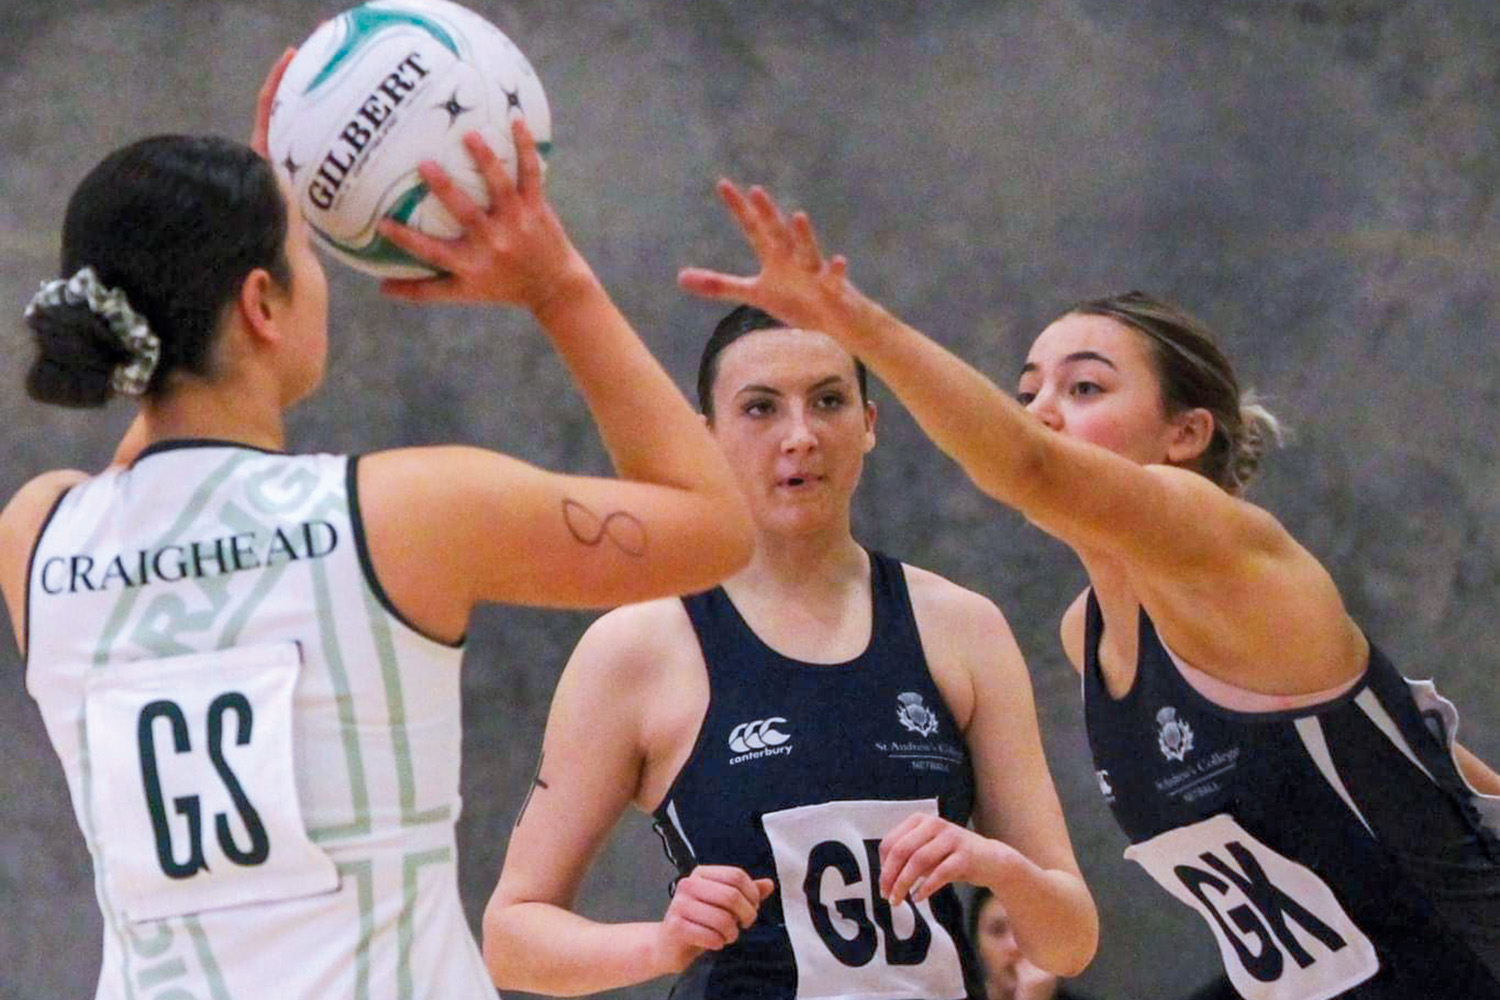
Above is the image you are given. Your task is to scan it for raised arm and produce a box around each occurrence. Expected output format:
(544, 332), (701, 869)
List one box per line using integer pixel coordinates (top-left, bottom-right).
(679, 184), (1368, 692)
(874, 578), (1097, 977)
(678, 182), (1271, 577)
(356, 126), (751, 636)
(482, 606), (772, 995)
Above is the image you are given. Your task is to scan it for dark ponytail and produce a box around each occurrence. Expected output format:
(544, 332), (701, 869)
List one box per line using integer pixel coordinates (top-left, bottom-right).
(24, 134), (291, 408)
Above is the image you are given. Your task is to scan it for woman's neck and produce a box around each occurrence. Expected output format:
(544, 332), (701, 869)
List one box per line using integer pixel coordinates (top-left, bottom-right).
(723, 525), (873, 664)
(139, 374), (287, 453)
(730, 524), (867, 601)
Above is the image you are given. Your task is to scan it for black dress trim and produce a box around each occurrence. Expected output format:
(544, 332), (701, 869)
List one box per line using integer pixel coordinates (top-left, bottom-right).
(130, 437), (285, 468)
(23, 484), (77, 670)
(346, 455), (465, 650)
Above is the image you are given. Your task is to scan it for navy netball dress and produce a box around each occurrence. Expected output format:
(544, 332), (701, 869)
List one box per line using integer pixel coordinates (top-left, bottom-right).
(1083, 593), (1500, 999)
(652, 552), (986, 1000)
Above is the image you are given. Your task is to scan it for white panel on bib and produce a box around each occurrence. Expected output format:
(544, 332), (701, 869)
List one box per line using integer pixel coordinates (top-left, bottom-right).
(1125, 813), (1378, 1000)
(84, 642), (339, 922)
(762, 798), (966, 1000)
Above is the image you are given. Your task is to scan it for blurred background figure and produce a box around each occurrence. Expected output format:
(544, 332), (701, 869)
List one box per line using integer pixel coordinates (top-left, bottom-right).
(969, 887), (1093, 1000)
(968, 886), (1239, 1000)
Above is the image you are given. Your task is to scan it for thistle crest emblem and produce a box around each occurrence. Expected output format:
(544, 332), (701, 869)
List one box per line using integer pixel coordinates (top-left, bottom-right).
(897, 692), (939, 737)
(1156, 706), (1194, 762)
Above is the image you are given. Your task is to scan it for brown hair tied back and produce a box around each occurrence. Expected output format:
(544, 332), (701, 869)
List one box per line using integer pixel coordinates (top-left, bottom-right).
(1068, 291), (1284, 494)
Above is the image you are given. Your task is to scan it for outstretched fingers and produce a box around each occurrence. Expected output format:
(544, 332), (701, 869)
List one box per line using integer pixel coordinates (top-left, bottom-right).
(716, 179), (782, 261)
(715, 178), (757, 233)
(746, 185), (793, 251)
(732, 183), (843, 278)
(789, 210), (825, 271)
(676, 266), (758, 302)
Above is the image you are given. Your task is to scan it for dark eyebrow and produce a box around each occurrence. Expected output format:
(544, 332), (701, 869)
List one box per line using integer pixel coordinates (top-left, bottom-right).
(1019, 351), (1118, 377)
(736, 374), (849, 397)
(1066, 350), (1117, 369)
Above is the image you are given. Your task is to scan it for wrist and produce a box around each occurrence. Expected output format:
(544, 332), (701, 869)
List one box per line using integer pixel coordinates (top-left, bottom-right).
(528, 254), (601, 328)
(975, 836), (1025, 892)
(822, 290), (893, 355)
(642, 921), (693, 979)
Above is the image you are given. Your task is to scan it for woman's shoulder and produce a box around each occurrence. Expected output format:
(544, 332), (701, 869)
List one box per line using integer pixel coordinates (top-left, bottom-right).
(897, 560), (1010, 634)
(569, 597), (700, 679)
(894, 561), (1033, 734)
(1, 469), (91, 646)
(553, 598), (708, 769)
(1, 469), (90, 543)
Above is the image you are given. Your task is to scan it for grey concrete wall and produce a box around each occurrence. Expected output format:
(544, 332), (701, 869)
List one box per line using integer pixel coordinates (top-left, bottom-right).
(2, 0), (1498, 997)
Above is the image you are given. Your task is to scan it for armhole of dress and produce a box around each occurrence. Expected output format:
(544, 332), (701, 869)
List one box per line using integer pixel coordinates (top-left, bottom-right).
(1081, 588), (1105, 682)
(1151, 622), (1363, 717)
(872, 550), (920, 644)
(23, 484), (77, 673)
(874, 552), (949, 698)
(647, 596), (718, 829)
(1082, 589), (1147, 706)
(346, 455), (465, 650)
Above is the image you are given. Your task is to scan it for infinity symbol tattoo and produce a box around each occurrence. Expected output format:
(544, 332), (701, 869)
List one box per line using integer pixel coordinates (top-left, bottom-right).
(562, 499), (648, 556)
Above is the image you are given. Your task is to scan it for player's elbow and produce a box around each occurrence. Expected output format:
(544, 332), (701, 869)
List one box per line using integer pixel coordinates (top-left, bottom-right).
(1048, 930), (1098, 980)
(1039, 890), (1099, 979)
(482, 895), (600, 996)
(481, 896), (528, 990)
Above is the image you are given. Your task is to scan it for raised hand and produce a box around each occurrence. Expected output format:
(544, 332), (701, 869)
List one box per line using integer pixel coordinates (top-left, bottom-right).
(652, 865), (776, 973)
(377, 120), (591, 314)
(251, 48), (296, 159)
(678, 181), (872, 336)
(878, 812), (1009, 905)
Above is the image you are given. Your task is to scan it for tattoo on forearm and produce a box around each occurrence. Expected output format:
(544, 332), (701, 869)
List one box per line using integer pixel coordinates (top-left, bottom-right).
(515, 753), (549, 829)
(562, 498), (648, 556)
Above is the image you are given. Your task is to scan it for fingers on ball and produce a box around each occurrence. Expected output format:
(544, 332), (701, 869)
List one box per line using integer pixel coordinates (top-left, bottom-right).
(510, 118), (545, 195)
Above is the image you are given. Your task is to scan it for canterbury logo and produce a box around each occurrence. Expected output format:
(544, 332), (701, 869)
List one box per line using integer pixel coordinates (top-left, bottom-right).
(728, 718), (790, 753)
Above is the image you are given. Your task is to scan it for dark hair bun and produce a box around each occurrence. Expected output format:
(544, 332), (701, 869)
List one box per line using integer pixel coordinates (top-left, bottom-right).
(27, 134), (291, 412)
(24, 298), (132, 408)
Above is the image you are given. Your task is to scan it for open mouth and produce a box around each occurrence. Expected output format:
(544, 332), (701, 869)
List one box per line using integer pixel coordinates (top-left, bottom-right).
(778, 474), (821, 489)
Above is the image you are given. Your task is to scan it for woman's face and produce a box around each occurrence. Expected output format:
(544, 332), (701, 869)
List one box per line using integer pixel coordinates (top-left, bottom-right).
(709, 327), (875, 537)
(1017, 313), (1192, 467)
(974, 896), (1057, 1000)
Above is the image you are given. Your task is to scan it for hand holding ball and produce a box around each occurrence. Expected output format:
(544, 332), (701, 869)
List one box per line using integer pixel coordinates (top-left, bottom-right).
(267, 0), (551, 279)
